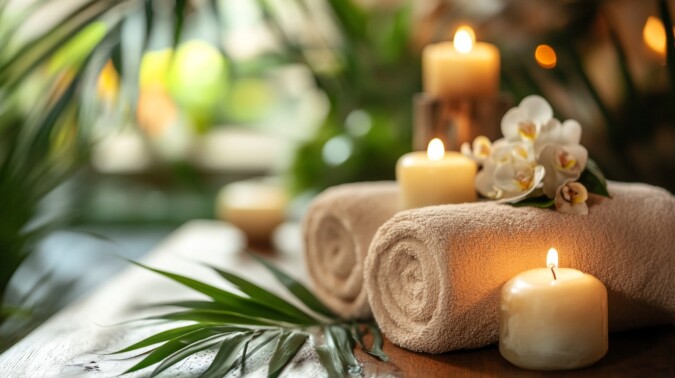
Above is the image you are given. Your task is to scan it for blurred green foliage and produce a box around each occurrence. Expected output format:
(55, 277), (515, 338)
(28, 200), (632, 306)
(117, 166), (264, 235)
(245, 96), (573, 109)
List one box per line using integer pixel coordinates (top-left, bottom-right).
(256, 0), (420, 194)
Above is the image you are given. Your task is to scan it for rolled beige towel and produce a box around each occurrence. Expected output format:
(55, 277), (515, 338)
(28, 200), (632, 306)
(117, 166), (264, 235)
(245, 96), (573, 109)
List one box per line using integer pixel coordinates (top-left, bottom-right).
(303, 182), (399, 319)
(365, 182), (675, 353)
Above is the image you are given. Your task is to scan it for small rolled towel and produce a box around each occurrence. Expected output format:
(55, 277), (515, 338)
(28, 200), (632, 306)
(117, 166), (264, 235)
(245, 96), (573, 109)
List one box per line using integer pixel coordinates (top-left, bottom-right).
(304, 182), (400, 318)
(365, 182), (675, 353)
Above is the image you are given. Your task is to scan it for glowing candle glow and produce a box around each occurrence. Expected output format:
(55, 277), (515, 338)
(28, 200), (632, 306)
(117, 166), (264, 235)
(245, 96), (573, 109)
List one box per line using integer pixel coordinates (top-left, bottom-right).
(396, 138), (477, 209)
(499, 248), (608, 370)
(535, 44), (557, 69)
(643, 16), (671, 57)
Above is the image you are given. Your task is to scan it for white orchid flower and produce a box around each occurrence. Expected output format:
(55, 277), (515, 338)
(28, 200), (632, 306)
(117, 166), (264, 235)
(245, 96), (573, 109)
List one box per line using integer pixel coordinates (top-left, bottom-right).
(535, 118), (582, 155)
(475, 141), (545, 202)
(555, 181), (589, 215)
(501, 95), (553, 143)
(461, 136), (494, 165)
(538, 144), (588, 198)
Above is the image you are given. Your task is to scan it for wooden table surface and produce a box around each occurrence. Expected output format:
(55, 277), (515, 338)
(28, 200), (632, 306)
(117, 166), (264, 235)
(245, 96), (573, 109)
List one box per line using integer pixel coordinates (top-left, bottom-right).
(1, 220), (673, 377)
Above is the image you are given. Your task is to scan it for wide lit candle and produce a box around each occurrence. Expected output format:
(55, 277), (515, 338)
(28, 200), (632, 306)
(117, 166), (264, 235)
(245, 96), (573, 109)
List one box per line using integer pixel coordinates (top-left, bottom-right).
(396, 138), (477, 210)
(500, 248), (608, 371)
(216, 179), (289, 244)
(422, 26), (500, 98)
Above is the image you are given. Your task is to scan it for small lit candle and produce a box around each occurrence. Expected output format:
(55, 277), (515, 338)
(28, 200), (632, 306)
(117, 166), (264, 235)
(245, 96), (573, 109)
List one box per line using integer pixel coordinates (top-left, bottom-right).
(396, 138), (477, 210)
(216, 179), (289, 244)
(422, 26), (501, 98)
(500, 248), (608, 371)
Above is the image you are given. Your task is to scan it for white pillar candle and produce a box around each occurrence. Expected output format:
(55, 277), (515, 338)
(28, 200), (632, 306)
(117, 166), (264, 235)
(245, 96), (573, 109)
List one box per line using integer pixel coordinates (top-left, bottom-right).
(396, 138), (477, 210)
(500, 248), (608, 371)
(216, 179), (289, 243)
(422, 26), (500, 98)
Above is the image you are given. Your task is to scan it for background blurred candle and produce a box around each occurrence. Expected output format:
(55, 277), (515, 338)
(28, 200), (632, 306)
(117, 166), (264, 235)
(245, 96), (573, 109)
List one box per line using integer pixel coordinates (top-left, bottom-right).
(216, 178), (289, 245)
(422, 26), (500, 98)
(396, 138), (477, 209)
(500, 248), (608, 371)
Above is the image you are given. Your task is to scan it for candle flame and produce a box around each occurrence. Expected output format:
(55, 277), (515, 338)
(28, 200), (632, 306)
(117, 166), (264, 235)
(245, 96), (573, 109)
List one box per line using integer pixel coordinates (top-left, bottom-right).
(546, 248), (559, 268)
(427, 138), (445, 161)
(535, 44), (557, 69)
(454, 26), (475, 54)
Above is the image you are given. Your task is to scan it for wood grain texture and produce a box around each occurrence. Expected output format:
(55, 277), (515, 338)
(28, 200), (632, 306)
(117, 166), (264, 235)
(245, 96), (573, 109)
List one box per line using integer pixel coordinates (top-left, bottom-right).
(1, 220), (673, 377)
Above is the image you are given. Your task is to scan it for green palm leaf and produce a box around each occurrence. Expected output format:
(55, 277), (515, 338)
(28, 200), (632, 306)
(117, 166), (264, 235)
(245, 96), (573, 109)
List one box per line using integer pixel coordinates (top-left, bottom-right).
(200, 332), (256, 378)
(129, 262), (316, 325)
(250, 254), (337, 319)
(149, 335), (226, 377)
(268, 331), (309, 378)
(209, 265), (319, 324)
(146, 309), (286, 327)
(366, 324), (388, 362)
(116, 258), (388, 377)
(111, 324), (232, 354)
(123, 327), (230, 374)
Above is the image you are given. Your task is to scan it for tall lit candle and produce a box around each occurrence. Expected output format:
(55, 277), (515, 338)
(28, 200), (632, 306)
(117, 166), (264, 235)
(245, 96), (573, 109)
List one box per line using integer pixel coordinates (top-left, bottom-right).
(396, 138), (477, 210)
(500, 248), (608, 370)
(422, 26), (500, 98)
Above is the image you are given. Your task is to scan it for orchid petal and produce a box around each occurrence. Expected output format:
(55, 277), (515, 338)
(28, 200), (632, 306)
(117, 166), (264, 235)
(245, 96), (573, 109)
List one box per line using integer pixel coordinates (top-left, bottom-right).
(561, 119), (582, 145)
(501, 108), (525, 141)
(555, 182), (589, 215)
(493, 163), (520, 193)
(563, 144), (588, 172)
(460, 142), (472, 159)
(539, 143), (587, 198)
(520, 95), (553, 125)
(497, 165), (545, 204)
(476, 163), (501, 199)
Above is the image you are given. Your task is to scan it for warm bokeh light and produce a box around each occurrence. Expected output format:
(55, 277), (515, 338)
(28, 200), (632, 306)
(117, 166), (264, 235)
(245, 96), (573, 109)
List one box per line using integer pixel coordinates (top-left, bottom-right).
(535, 44), (557, 69)
(427, 138), (445, 161)
(97, 60), (119, 103)
(642, 16), (674, 56)
(454, 26), (476, 54)
(546, 248), (559, 268)
(136, 86), (178, 136)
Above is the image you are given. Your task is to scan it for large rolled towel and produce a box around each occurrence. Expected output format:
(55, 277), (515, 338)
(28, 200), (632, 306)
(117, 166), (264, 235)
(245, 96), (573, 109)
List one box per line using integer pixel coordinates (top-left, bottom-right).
(365, 182), (675, 353)
(304, 182), (399, 318)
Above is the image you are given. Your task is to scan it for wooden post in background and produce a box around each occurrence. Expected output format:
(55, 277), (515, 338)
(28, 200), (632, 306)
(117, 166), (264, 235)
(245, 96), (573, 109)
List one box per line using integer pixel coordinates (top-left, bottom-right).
(413, 94), (513, 151)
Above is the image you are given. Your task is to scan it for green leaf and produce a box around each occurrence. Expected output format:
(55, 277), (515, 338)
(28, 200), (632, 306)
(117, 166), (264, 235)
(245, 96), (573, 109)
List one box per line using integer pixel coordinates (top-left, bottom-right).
(366, 324), (388, 362)
(326, 0), (368, 41)
(149, 335), (225, 377)
(210, 266), (319, 324)
(315, 344), (345, 378)
(123, 327), (229, 374)
(315, 347), (344, 378)
(250, 254), (337, 319)
(200, 332), (254, 378)
(349, 322), (365, 349)
(268, 331), (309, 378)
(328, 326), (360, 373)
(229, 331), (280, 373)
(144, 300), (233, 311)
(511, 195), (555, 208)
(129, 261), (315, 325)
(579, 159), (611, 198)
(147, 309), (284, 327)
(110, 324), (222, 354)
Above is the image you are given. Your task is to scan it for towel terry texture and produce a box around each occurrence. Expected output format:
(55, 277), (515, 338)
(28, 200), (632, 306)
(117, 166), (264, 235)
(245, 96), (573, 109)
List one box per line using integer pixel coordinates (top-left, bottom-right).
(303, 182), (400, 319)
(364, 182), (675, 353)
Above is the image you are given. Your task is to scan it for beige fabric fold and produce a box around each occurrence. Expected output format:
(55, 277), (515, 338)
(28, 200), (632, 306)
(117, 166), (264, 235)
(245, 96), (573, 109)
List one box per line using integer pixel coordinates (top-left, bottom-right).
(303, 182), (400, 319)
(365, 182), (675, 353)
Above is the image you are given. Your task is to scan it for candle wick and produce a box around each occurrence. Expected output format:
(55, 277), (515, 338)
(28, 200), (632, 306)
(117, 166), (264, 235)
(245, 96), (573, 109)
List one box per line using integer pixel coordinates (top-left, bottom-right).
(550, 265), (557, 280)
